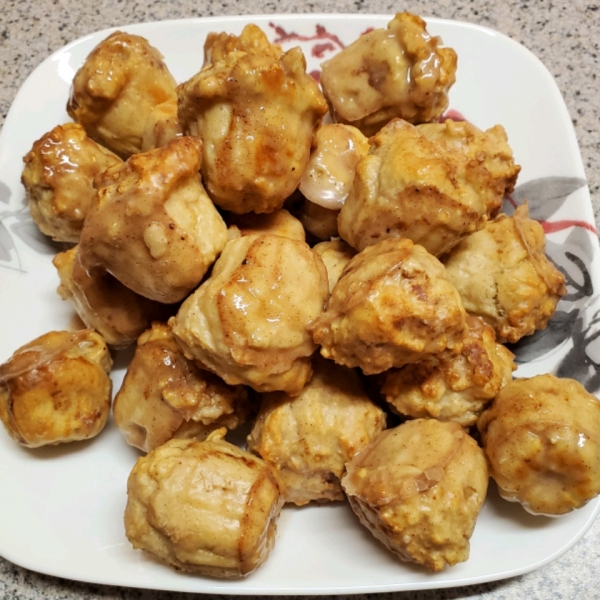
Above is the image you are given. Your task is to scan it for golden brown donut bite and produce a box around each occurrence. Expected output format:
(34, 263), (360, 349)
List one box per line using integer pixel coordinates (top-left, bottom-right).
(338, 118), (498, 257)
(342, 419), (489, 571)
(113, 322), (251, 453)
(311, 238), (468, 375)
(67, 31), (178, 158)
(247, 357), (386, 505)
(177, 45), (328, 214)
(443, 204), (566, 343)
(53, 246), (171, 348)
(417, 119), (521, 211)
(382, 316), (516, 427)
(0, 330), (112, 448)
(124, 430), (285, 577)
(21, 123), (121, 243)
(79, 136), (228, 304)
(478, 374), (600, 516)
(170, 233), (329, 395)
(320, 12), (457, 136)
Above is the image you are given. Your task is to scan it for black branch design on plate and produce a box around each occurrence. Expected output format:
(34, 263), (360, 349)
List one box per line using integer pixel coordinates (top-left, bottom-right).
(556, 306), (600, 392)
(510, 176), (588, 220)
(507, 310), (579, 364)
(560, 251), (593, 302)
(0, 220), (15, 262)
(0, 180), (11, 206)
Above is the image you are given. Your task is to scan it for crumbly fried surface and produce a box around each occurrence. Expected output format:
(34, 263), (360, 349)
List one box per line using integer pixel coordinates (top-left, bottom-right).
(21, 123), (121, 243)
(113, 322), (250, 452)
(478, 374), (600, 516)
(226, 208), (306, 241)
(417, 119), (521, 213)
(0, 330), (112, 447)
(342, 419), (488, 572)
(382, 316), (515, 427)
(67, 31), (178, 158)
(299, 123), (369, 211)
(203, 23), (283, 65)
(170, 233), (329, 395)
(247, 357), (386, 505)
(313, 239), (356, 293)
(320, 12), (457, 136)
(177, 46), (327, 214)
(311, 238), (467, 374)
(79, 136), (228, 303)
(53, 246), (170, 348)
(443, 204), (566, 343)
(140, 98), (182, 152)
(338, 118), (497, 257)
(124, 432), (285, 578)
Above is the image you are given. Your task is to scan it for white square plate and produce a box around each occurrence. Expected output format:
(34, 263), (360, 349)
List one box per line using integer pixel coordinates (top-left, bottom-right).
(1, 13), (599, 595)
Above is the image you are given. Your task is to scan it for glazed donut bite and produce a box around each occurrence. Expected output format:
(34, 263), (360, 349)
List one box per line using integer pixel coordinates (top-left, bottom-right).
(67, 31), (178, 158)
(247, 357), (386, 505)
(417, 119), (521, 212)
(177, 45), (328, 214)
(113, 322), (251, 453)
(320, 12), (457, 136)
(79, 136), (228, 304)
(311, 238), (468, 375)
(342, 419), (489, 572)
(53, 246), (171, 348)
(478, 374), (600, 516)
(124, 431), (285, 577)
(0, 330), (112, 448)
(21, 123), (121, 243)
(338, 118), (498, 257)
(382, 316), (516, 427)
(443, 204), (566, 343)
(170, 233), (329, 395)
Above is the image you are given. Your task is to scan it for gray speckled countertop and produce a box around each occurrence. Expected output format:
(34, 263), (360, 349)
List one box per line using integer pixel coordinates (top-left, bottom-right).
(1, 0), (600, 599)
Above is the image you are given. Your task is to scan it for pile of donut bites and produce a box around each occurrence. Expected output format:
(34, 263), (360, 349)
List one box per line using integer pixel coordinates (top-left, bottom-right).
(2, 12), (600, 578)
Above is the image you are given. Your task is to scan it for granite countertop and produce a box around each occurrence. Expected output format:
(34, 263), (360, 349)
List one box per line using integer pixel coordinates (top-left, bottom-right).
(1, 0), (599, 599)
